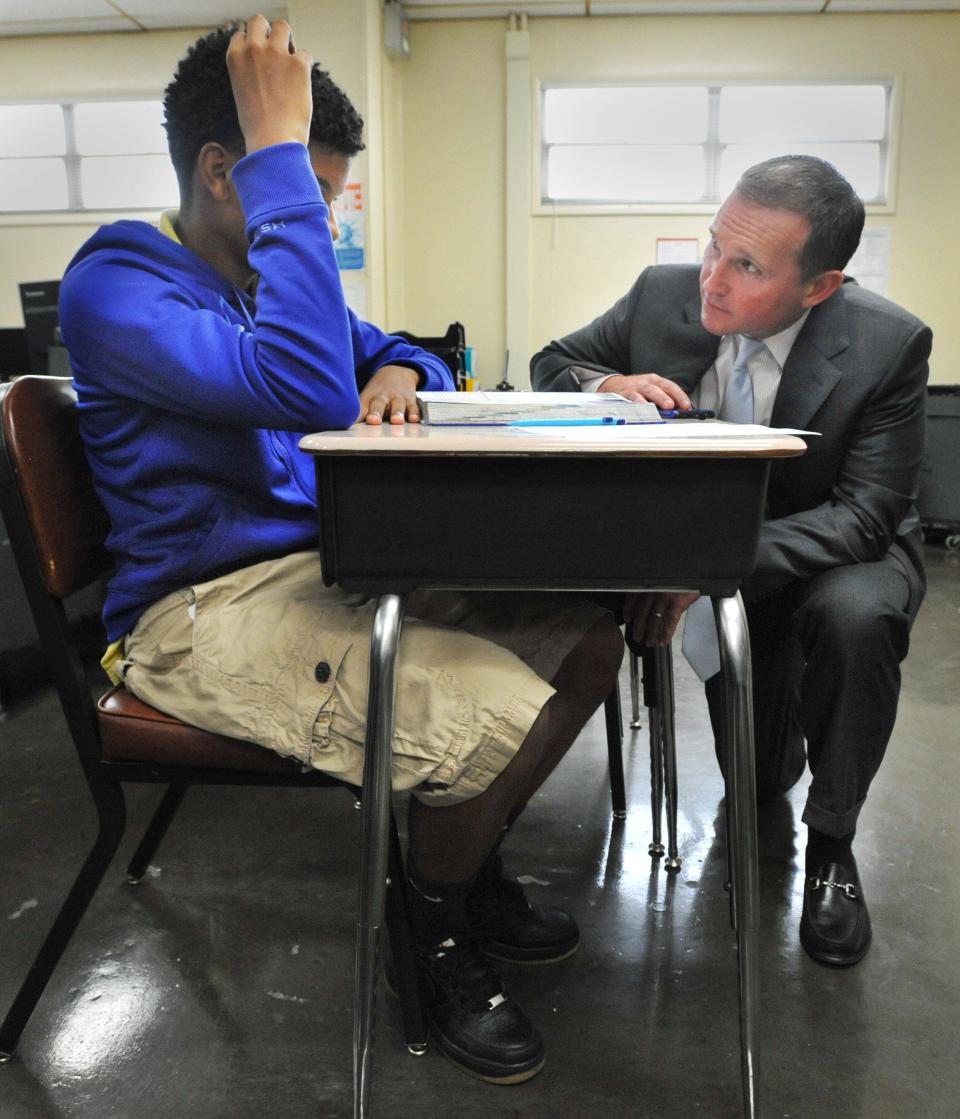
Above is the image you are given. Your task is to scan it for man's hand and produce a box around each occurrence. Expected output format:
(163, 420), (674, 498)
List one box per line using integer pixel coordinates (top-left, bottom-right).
(598, 373), (691, 411)
(624, 590), (701, 647)
(359, 365), (421, 425)
(226, 15), (313, 153)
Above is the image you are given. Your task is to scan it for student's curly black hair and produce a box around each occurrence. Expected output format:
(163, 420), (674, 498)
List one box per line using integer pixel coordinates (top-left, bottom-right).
(163, 23), (365, 195)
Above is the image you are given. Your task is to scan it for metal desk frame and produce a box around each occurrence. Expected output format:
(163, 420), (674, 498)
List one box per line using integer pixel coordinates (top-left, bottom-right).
(303, 422), (806, 1119)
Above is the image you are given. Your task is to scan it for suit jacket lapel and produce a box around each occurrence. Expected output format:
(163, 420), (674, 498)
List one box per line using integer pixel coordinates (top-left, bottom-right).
(771, 290), (848, 429)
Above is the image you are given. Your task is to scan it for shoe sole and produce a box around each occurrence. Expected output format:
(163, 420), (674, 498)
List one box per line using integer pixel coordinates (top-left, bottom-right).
(482, 939), (580, 966)
(432, 1030), (545, 1085)
(799, 927), (871, 968)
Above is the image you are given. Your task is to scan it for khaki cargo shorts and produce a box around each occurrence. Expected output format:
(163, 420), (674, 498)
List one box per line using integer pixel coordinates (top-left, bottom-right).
(121, 551), (609, 805)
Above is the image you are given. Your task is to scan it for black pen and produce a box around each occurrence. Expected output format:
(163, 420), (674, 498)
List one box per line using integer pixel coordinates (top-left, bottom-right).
(659, 408), (716, 420)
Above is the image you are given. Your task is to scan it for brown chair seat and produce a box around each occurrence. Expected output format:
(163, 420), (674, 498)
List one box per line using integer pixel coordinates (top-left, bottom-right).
(97, 686), (306, 774)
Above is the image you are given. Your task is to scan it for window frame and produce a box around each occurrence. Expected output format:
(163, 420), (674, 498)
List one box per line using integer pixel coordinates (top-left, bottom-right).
(535, 77), (899, 217)
(0, 95), (173, 224)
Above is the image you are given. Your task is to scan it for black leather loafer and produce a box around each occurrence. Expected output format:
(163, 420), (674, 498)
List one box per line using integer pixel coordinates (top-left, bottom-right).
(800, 861), (872, 967)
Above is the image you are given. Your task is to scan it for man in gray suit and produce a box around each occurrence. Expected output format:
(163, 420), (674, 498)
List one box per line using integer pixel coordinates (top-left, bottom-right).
(531, 155), (931, 967)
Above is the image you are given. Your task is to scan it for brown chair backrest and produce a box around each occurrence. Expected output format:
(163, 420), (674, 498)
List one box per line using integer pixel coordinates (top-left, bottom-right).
(0, 375), (112, 599)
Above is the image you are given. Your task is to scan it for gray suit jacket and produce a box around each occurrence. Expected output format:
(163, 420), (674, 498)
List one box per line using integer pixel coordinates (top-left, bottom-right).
(530, 265), (932, 602)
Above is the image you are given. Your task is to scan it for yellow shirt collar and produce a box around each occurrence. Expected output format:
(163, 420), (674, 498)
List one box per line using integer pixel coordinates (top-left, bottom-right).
(158, 209), (181, 244)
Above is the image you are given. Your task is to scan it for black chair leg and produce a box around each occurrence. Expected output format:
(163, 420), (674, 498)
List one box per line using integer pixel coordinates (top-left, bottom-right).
(126, 783), (189, 883)
(628, 649), (643, 729)
(603, 686), (627, 819)
(655, 644), (681, 872)
(384, 820), (428, 1055)
(0, 784), (127, 1058)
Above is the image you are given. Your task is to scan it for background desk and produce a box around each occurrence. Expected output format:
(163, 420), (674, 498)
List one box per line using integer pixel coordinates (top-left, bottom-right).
(301, 422), (806, 1119)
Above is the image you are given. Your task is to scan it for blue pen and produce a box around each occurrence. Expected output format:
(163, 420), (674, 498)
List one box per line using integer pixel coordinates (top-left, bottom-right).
(508, 417), (626, 427)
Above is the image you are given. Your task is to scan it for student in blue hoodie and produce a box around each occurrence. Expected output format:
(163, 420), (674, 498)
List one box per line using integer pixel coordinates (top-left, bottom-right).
(59, 16), (623, 1086)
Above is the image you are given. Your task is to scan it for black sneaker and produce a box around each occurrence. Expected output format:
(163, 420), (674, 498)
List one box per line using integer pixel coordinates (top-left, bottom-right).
(468, 856), (580, 965)
(420, 935), (545, 1084)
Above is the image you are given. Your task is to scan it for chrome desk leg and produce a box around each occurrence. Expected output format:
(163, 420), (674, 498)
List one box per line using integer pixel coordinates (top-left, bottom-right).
(629, 649), (643, 729)
(714, 592), (761, 1119)
(354, 593), (404, 1119)
(656, 644), (681, 871)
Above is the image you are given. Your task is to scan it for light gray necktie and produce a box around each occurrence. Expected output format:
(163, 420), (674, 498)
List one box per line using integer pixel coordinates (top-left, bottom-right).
(720, 335), (765, 424)
(682, 336), (766, 681)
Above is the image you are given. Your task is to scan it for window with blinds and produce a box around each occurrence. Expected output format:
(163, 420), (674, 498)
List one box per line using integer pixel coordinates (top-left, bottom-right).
(0, 99), (177, 213)
(541, 82), (892, 208)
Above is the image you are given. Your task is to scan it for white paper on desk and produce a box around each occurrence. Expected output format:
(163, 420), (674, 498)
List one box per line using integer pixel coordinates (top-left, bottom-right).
(524, 423), (819, 440)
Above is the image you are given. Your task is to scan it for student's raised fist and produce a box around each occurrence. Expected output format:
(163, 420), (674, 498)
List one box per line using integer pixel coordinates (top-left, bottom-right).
(226, 15), (313, 153)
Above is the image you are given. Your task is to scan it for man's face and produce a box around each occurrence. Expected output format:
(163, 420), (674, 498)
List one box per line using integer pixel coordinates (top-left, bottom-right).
(699, 192), (819, 339)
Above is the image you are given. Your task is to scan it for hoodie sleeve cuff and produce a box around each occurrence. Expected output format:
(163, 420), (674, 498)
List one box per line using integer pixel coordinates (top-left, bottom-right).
(231, 143), (327, 227)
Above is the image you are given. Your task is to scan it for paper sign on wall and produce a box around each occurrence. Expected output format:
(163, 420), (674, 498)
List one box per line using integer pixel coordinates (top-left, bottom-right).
(656, 238), (699, 265)
(333, 181), (365, 271)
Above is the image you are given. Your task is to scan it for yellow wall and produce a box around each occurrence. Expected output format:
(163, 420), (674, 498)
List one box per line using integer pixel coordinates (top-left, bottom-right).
(396, 19), (507, 359)
(0, 10), (957, 387)
(399, 11), (959, 386)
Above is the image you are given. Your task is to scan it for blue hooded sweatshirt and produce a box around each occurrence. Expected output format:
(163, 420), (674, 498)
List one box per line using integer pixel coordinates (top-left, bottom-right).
(59, 143), (452, 640)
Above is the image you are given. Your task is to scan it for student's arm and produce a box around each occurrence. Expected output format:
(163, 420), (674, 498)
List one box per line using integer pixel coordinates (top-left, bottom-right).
(63, 19), (419, 433)
(61, 146), (362, 432)
(349, 314), (453, 424)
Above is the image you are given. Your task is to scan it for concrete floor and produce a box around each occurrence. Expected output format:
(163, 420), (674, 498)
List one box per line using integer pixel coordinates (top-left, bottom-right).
(1, 543), (958, 1119)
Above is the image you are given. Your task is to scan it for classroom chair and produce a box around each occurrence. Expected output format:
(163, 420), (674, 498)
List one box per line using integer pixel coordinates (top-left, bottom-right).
(0, 375), (425, 1118)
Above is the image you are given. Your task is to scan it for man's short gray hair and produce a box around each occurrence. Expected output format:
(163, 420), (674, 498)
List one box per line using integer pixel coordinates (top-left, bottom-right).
(734, 155), (865, 280)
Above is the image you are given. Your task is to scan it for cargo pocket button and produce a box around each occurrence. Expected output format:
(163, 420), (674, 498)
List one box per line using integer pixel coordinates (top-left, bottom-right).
(314, 662), (331, 684)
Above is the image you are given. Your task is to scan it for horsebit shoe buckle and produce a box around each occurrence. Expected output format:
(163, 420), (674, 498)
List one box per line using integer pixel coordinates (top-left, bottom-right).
(807, 876), (858, 899)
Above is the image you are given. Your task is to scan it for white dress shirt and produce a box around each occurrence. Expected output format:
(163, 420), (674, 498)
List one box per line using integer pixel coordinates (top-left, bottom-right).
(693, 311), (811, 425)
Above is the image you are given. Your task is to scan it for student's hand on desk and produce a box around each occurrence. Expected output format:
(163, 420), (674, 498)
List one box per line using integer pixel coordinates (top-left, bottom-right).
(598, 373), (691, 411)
(624, 591), (701, 647)
(227, 15), (313, 153)
(359, 365), (421, 425)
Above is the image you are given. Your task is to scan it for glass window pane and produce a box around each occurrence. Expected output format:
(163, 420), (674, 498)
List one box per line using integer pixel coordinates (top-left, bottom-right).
(720, 143), (883, 201)
(544, 87), (708, 144)
(74, 101), (167, 155)
(547, 145), (705, 203)
(0, 157), (69, 211)
(0, 104), (65, 157)
(80, 154), (179, 209)
(719, 85), (886, 142)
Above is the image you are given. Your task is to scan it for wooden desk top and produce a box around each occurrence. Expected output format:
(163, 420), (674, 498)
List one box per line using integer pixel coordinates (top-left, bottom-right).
(300, 422), (807, 459)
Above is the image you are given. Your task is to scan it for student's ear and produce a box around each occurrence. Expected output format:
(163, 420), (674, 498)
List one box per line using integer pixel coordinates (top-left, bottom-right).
(195, 142), (239, 204)
(802, 269), (845, 309)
